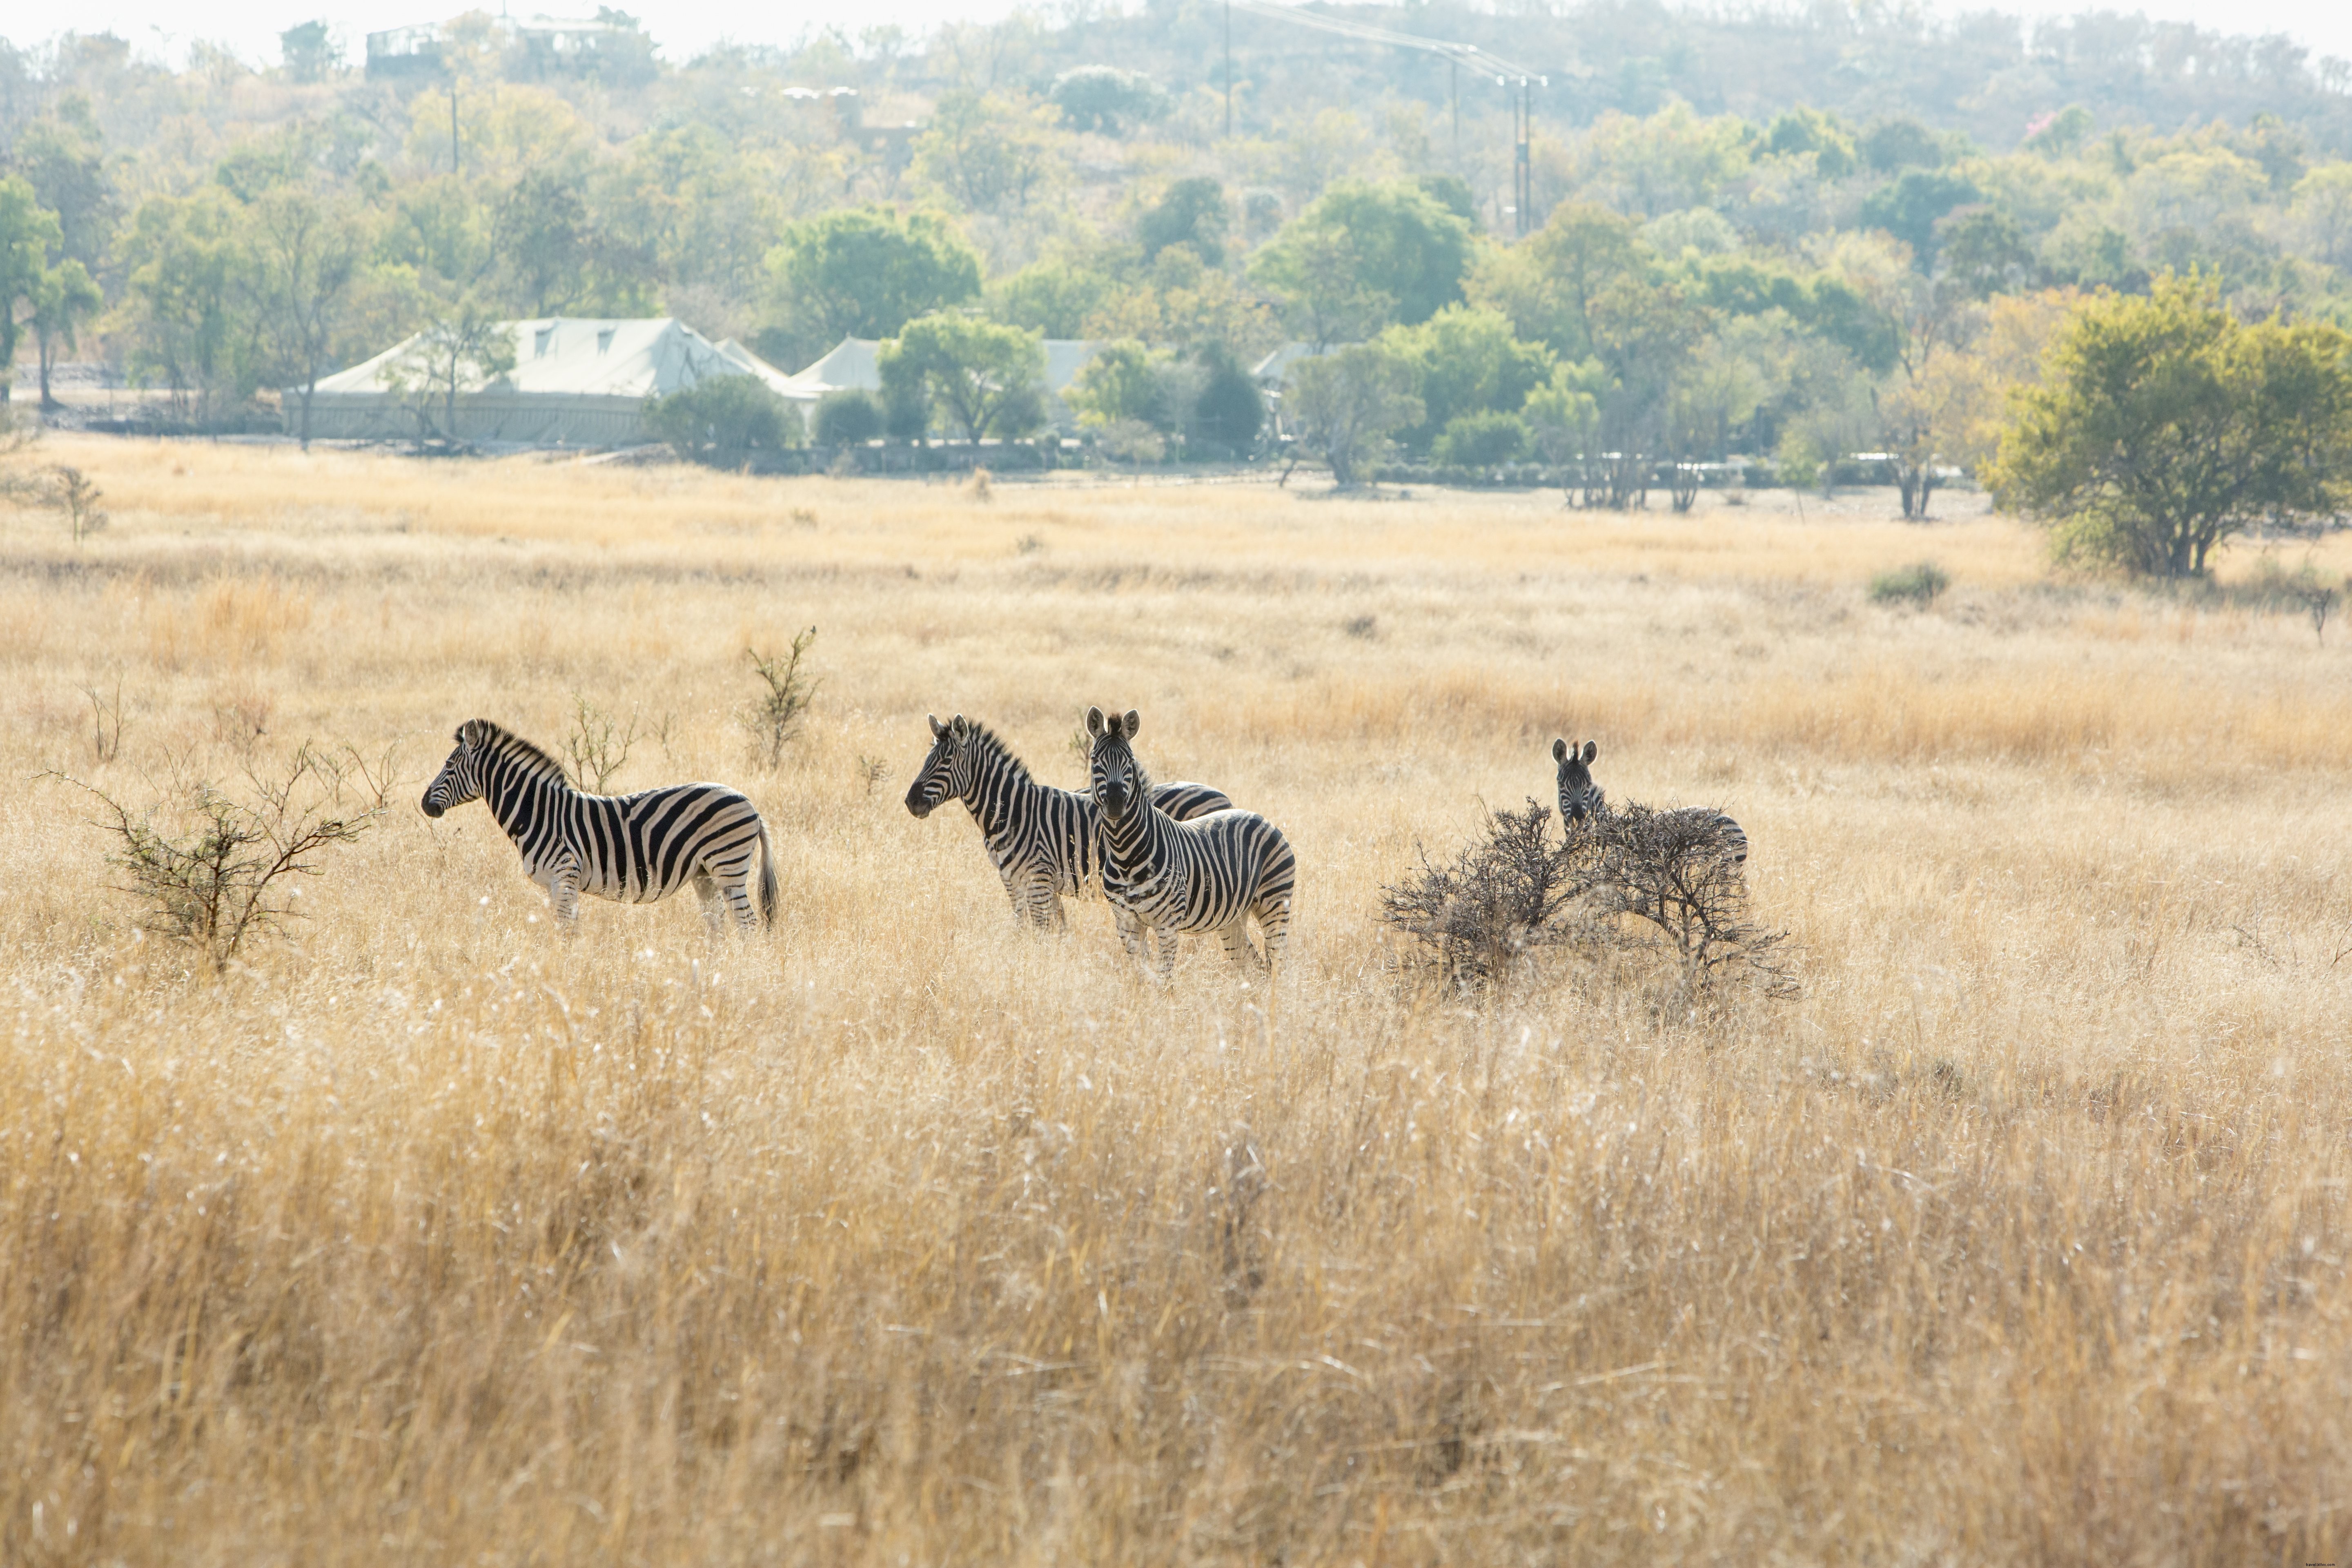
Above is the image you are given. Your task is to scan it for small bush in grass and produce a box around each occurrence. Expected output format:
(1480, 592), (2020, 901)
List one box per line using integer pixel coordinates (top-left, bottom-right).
(1870, 560), (1950, 607)
(744, 627), (818, 767)
(1383, 799), (1789, 1000)
(55, 744), (388, 972)
(1431, 410), (1529, 469)
(813, 389), (883, 447)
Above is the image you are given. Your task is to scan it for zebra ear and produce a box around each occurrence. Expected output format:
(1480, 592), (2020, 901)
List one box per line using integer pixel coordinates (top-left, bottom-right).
(1551, 737), (1568, 764)
(928, 713), (945, 739)
(949, 714), (971, 740)
(1085, 706), (1108, 738)
(1120, 709), (1140, 738)
(1580, 740), (1598, 764)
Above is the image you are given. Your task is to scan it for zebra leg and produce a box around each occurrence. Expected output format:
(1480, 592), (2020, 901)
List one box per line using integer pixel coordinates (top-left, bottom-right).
(546, 866), (583, 926)
(1253, 895), (1292, 974)
(1218, 923), (1261, 971)
(1112, 906), (1159, 977)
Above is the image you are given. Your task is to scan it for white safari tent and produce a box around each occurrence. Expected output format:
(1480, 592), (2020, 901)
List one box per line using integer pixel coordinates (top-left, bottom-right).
(294, 317), (809, 445)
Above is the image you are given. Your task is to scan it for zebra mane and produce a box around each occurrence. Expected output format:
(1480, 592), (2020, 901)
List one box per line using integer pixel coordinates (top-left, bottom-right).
(960, 721), (1040, 789)
(469, 719), (572, 788)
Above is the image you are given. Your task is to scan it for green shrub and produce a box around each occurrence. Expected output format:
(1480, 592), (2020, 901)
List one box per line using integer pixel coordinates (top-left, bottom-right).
(813, 389), (884, 446)
(1870, 560), (1950, 607)
(644, 376), (798, 464)
(1431, 410), (1528, 469)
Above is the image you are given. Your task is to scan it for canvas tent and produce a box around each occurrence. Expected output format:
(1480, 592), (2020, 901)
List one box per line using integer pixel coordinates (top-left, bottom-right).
(294, 317), (809, 445)
(780, 336), (1107, 433)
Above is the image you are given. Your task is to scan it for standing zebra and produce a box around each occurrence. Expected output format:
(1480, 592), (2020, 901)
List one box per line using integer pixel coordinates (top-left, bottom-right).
(904, 713), (1232, 932)
(422, 718), (778, 931)
(1552, 736), (1748, 867)
(1086, 706), (1295, 979)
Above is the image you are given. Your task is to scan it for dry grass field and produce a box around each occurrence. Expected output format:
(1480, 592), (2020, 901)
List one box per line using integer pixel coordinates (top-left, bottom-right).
(4, 434), (2352, 1565)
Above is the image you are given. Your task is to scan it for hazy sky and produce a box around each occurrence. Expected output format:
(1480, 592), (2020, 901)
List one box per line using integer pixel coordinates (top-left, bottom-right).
(28, 0), (2352, 75)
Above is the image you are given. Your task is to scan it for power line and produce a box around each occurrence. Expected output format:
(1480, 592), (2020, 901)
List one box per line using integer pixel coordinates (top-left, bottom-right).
(1221, 0), (1544, 85)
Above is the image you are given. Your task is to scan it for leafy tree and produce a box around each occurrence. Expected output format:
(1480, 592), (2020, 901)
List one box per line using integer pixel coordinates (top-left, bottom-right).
(1373, 305), (1555, 452)
(813, 389), (883, 446)
(1584, 276), (1709, 506)
(1523, 358), (1604, 471)
(1466, 202), (1646, 361)
(762, 207), (982, 368)
(1285, 344), (1423, 488)
(1940, 209), (2036, 299)
(1049, 66), (1167, 134)
(0, 177), (62, 404)
(1191, 345), (1263, 453)
(1251, 180), (1473, 338)
(880, 313), (1046, 441)
(279, 20), (339, 82)
(2287, 163), (2352, 270)
(26, 258), (100, 408)
(246, 186), (369, 448)
(645, 375), (799, 464)
(119, 189), (261, 423)
(1987, 275), (2352, 577)
(910, 91), (1070, 216)
(1764, 106), (1858, 179)
(1137, 178), (1227, 266)
(1862, 117), (1944, 173)
(1067, 339), (1169, 429)
(11, 100), (113, 272)
(989, 256), (1114, 337)
(1080, 245), (1278, 359)
(1860, 169), (1981, 268)
(2022, 105), (2094, 158)
(1432, 410), (1529, 468)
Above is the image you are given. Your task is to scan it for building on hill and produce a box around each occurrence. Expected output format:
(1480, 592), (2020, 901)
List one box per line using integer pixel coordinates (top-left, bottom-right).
(297, 318), (808, 446)
(781, 337), (1108, 434)
(365, 12), (652, 81)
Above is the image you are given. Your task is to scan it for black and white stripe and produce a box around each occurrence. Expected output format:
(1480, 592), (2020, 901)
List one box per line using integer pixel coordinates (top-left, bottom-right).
(422, 718), (778, 930)
(1087, 706), (1295, 978)
(1552, 735), (1748, 866)
(904, 713), (1231, 929)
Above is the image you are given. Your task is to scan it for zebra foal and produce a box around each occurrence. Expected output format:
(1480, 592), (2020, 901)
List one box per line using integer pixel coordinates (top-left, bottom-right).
(1552, 736), (1748, 867)
(421, 718), (779, 931)
(904, 712), (1231, 930)
(1085, 706), (1295, 979)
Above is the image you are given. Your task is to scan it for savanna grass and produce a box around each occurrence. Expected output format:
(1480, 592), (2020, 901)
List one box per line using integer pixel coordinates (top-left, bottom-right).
(3, 436), (2350, 1564)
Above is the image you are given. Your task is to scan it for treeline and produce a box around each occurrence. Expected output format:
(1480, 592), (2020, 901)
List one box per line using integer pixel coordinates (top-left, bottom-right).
(2, 8), (2352, 533)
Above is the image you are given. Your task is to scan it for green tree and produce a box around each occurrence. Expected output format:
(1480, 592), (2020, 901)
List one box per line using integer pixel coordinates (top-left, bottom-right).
(909, 91), (1070, 217)
(813, 389), (883, 446)
(27, 258), (101, 408)
(384, 295), (517, 446)
(1191, 345), (1263, 453)
(1764, 106), (1858, 179)
(1432, 410), (1529, 468)
(1860, 169), (1981, 268)
(1251, 180), (1473, 339)
(247, 186), (369, 448)
(762, 207), (983, 369)
(1049, 66), (1167, 134)
(1137, 178), (1227, 265)
(1373, 305), (1555, 452)
(118, 189), (261, 423)
(1466, 202), (1646, 361)
(279, 20), (338, 82)
(13, 99), (114, 272)
(1066, 339), (1169, 429)
(0, 177), (63, 404)
(1986, 275), (2352, 577)
(645, 375), (799, 464)
(1285, 344), (1423, 488)
(879, 314), (1046, 441)
(1940, 209), (2036, 299)
(989, 256), (1114, 337)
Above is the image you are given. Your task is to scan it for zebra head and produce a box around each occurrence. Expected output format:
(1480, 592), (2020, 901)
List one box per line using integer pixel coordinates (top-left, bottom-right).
(1552, 737), (1602, 825)
(904, 713), (975, 820)
(421, 719), (494, 818)
(1085, 706), (1145, 823)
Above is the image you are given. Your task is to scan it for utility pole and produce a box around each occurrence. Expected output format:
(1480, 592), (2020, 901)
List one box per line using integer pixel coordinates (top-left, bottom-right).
(1223, 0), (1233, 139)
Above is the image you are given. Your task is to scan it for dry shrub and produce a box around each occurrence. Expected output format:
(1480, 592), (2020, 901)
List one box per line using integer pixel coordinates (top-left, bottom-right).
(1383, 799), (1786, 1000)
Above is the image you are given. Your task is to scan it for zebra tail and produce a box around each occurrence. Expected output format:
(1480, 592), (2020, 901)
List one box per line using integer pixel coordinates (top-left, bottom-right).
(757, 819), (780, 929)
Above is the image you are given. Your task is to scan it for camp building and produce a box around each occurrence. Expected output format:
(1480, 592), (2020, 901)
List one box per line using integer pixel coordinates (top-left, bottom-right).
(296, 317), (806, 446)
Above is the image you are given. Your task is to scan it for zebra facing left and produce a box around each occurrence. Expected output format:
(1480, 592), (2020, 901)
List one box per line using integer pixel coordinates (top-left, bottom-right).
(421, 718), (779, 931)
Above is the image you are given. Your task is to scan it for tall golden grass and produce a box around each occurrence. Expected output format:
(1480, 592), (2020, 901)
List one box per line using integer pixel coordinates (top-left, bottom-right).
(4, 436), (2350, 1563)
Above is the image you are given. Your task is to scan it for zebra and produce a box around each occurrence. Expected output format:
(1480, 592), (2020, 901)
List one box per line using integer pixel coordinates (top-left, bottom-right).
(421, 718), (778, 931)
(1086, 705), (1295, 979)
(1552, 736), (1748, 867)
(904, 713), (1232, 932)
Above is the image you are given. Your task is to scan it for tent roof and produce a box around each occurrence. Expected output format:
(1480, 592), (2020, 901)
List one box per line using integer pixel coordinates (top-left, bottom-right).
(312, 317), (814, 402)
(1252, 342), (1326, 385)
